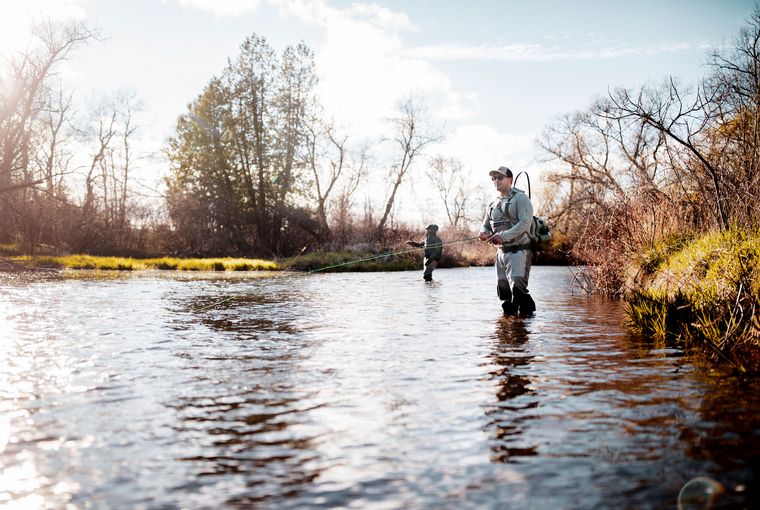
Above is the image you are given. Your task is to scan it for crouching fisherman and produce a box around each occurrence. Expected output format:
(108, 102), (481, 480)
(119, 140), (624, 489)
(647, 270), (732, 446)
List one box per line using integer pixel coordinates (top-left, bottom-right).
(407, 224), (443, 282)
(479, 166), (536, 315)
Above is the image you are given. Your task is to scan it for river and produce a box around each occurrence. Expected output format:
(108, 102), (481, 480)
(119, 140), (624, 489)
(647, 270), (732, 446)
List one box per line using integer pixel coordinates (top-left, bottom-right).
(1, 266), (758, 509)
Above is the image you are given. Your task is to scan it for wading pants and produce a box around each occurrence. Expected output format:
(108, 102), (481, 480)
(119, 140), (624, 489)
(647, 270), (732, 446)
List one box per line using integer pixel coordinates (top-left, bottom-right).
(423, 259), (438, 281)
(495, 248), (535, 315)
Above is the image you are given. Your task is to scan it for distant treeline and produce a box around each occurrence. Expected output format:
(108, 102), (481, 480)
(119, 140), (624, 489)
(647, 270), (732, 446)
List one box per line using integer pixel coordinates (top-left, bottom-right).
(0, 21), (478, 258)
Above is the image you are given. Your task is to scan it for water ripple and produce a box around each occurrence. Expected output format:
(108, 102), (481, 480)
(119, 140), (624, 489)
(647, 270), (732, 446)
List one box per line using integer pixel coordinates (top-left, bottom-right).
(1, 267), (759, 508)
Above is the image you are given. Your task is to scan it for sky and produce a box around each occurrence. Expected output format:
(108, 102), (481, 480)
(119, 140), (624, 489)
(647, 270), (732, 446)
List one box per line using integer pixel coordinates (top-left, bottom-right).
(0, 0), (756, 222)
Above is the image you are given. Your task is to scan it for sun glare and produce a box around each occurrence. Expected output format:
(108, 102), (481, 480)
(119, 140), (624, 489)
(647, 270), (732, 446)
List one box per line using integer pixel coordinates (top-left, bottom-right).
(0, 0), (86, 55)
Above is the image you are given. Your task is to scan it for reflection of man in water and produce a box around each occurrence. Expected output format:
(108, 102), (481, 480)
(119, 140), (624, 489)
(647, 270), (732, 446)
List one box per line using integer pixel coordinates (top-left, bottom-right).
(406, 224), (443, 282)
(486, 317), (538, 462)
(479, 166), (536, 316)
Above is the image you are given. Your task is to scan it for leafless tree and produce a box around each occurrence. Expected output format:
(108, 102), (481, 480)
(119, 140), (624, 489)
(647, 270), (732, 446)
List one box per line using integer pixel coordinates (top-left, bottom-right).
(0, 19), (94, 249)
(0, 19), (93, 195)
(425, 155), (471, 229)
(376, 98), (442, 239)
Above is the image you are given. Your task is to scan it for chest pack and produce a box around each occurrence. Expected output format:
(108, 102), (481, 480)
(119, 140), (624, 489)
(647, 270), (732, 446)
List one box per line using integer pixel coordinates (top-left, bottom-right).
(494, 175), (552, 251)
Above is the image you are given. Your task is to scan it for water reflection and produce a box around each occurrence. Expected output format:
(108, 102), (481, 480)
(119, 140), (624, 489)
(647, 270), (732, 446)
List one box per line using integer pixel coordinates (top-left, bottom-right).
(484, 317), (539, 463)
(168, 281), (330, 506)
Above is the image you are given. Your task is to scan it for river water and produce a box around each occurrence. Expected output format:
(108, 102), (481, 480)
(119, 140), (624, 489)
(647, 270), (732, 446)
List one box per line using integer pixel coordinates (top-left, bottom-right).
(1, 266), (758, 509)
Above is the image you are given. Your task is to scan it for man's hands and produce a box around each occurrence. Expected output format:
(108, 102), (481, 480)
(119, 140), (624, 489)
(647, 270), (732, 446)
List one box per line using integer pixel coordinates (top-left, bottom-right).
(479, 232), (503, 244)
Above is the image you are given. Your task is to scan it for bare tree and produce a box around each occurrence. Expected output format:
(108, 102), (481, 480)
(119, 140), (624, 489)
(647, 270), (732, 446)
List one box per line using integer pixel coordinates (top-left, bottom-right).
(332, 144), (369, 244)
(305, 113), (371, 243)
(0, 19), (93, 194)
(305, 118), (345, 240)
(425, 155), (471, 229)
(0, 19), (94, 248)
(539, 98), (690, 294)
(376, 98), (441, 238)
(605, 80), (729, 230)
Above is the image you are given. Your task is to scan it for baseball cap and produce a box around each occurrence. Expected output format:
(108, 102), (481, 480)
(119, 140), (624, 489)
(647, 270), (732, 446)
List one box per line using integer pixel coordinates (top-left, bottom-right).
(488, 166), (513, 179)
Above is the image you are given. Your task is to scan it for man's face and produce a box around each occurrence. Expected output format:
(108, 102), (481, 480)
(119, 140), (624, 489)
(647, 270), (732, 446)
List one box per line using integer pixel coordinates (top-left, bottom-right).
(491, 173), (512, 193)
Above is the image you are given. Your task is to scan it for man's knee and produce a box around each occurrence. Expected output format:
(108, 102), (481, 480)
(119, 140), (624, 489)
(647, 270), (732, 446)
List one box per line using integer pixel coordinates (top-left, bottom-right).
(511, 276), (529, 293)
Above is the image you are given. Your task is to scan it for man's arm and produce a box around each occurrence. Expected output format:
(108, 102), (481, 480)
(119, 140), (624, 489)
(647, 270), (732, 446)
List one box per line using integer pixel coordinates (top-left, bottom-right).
(479, 204), (494, 241)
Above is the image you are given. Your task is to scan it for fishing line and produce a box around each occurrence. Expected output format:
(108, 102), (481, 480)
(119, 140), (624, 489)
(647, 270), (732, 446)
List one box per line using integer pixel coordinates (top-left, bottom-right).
(190, 235), (481, 313)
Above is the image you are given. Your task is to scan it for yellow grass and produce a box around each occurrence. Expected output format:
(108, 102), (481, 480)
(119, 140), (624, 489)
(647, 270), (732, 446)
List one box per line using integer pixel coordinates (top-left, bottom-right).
(14, 254), (280, 271)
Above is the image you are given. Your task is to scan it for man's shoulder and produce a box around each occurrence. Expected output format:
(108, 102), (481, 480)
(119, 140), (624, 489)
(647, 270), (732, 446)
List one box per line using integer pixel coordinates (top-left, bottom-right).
(487, 194), (504, 206)
(511, 188), (532, 203)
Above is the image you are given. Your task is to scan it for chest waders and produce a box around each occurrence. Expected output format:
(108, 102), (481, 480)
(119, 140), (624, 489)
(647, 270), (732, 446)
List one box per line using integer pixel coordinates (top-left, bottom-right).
(488, 193), (536, 316)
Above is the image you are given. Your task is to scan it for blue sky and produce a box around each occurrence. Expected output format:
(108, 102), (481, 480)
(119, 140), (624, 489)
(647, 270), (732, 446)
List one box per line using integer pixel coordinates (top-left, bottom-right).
(0, 0), (755, 220)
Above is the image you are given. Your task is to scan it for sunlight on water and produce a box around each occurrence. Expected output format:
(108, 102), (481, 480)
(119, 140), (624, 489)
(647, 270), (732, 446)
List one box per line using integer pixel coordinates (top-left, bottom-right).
(0, 267), (758, 508)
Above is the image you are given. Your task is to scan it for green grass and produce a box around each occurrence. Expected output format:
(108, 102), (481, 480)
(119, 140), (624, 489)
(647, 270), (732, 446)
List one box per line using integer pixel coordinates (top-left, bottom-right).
(626, 227), (760, 373)
(14, 254), (280, 271)
(13, 251), (421, 273)
(281, 250), (420, 272)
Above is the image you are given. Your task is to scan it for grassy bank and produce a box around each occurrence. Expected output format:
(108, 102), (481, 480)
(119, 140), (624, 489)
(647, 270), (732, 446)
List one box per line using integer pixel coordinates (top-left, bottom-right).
(13, 254), (280, 271)
(6, 235), (569, 274)
(281, 250), (420, 272)
(12, 250), (426, 273)
(625, 228), (760, 374)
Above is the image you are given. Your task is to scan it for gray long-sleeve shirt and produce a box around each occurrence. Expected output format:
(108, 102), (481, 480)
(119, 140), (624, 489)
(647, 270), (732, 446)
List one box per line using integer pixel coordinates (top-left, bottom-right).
(480, 188), (533, 246)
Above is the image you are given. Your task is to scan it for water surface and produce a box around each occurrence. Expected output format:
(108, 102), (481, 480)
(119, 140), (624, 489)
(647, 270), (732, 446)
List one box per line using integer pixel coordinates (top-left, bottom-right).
(1, 266), (758, 509)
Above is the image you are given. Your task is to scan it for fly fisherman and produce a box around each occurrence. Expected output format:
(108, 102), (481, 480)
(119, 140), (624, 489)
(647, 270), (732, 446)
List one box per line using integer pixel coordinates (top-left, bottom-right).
(479, 166), (536, 315)
(407, 224), (443, 282)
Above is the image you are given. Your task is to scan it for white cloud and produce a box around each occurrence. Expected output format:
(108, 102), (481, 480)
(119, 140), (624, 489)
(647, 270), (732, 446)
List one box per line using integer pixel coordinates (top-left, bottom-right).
(169, 0), (477, 138)
(424, 123), (551, 208)
(176, 0), (261, 17)
(432, 124), (536, 177)
(282, 1), (470, 138)
(407, 40), (713, 62)
(0, 0), (86, 54)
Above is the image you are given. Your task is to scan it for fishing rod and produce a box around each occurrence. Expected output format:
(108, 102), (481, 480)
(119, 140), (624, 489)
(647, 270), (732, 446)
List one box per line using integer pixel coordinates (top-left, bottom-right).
(191, 235), (481, 313)
(305, 235), (481, 274)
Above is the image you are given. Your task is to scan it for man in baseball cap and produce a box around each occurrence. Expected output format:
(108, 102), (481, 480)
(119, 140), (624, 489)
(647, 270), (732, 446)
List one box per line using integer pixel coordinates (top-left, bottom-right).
(479, 166), (536, 315)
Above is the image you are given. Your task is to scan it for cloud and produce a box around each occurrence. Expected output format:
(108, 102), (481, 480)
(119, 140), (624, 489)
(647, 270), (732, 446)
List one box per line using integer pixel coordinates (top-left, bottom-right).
(432, 124), (537, 174)
(406, 40), (713, 62)
(176, 0), (262, 17)
(174, 0), (473, 135)
(277, 1), (473, 137)
(0, 0), (86, 53)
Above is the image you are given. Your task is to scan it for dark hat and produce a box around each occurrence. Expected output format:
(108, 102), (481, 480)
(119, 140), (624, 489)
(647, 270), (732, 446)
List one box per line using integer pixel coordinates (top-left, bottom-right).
(425, 224), (439, 231)
(489, 166), (513, 179)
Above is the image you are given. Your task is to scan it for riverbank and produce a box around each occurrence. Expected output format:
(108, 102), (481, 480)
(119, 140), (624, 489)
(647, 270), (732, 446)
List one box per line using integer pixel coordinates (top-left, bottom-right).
(624, 228), (760, 374)
(1, 241), (570, 274)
